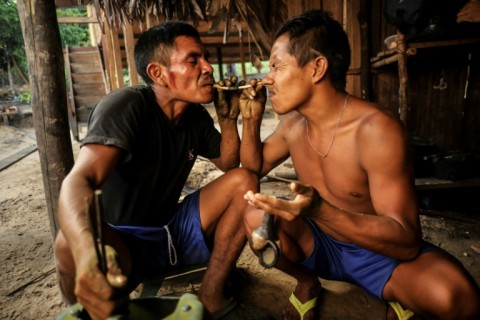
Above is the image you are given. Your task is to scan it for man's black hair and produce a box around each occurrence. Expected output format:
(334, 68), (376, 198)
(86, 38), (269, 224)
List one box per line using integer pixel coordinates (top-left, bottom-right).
(275, 10), (351, 91)
(134, 21), (201, 85)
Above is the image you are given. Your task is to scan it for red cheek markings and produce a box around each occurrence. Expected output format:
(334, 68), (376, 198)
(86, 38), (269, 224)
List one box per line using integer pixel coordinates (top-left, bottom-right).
(168, 72), (176, 89)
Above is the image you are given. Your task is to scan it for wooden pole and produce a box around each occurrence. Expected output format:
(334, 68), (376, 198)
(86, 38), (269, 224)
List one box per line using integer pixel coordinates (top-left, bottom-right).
(17, 0), (75, 240)
(358, 0), (371, 100)
(123, 22), (138, 86)
(239, 28), (247, 81)
(396, 30), (409, 123)
(216, 46), (224, 80)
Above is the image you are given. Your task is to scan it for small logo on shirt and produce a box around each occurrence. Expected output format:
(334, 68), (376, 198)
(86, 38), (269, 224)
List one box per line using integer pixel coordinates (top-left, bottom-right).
(188, 149), (195, 161)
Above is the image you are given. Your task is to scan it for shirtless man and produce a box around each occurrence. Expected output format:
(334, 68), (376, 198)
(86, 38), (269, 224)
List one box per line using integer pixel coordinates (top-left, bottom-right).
(239, 10), (480, 320)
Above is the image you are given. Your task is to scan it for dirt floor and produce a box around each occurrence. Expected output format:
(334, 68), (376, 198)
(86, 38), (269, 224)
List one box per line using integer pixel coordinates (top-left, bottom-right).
(1, 105), (479, 319)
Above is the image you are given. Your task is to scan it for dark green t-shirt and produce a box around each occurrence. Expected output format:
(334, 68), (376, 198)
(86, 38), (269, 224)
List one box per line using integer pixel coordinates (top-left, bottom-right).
(81, 85), (221, 226)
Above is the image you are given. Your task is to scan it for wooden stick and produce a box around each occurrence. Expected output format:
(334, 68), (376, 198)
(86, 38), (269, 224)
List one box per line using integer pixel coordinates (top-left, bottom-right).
(213, 81), (263, 91)
(93, 190), (107, 274)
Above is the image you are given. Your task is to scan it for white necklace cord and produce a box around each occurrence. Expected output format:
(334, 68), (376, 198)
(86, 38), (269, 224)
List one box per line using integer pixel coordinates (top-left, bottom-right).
(305, 94), (350, 158)
(164, 225), (178, 266)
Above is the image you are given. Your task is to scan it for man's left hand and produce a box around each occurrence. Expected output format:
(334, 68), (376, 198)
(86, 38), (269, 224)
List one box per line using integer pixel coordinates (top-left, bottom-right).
(244, 182), (322, 221)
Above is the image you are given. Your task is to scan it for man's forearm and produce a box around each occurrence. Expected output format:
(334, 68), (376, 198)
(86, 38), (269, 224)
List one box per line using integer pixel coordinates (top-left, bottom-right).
(58, 175), (97, 263)
(240, 119), (263, 174)
(316, 201), (422, 261)
(217, 118), (241, 171)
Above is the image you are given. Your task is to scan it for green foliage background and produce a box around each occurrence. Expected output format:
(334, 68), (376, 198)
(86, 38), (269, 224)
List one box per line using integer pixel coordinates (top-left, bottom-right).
(0, 2), (90, 96)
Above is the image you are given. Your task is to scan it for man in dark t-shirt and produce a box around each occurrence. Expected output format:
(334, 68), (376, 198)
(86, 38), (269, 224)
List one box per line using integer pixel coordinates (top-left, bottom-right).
(54, 21), (268, 319)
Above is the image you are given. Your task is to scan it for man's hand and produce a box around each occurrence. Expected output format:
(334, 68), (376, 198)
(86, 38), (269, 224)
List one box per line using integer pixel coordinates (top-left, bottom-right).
(214, 75), (242, 121)
(244, 182), (322, 221)
(457, 0), (480, 23)
(239, 79), (267, 121)
(75, 245), (128, 320)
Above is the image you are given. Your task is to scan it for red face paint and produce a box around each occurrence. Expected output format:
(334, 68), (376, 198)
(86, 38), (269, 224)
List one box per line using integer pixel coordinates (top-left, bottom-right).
(168, 72), (176, 89)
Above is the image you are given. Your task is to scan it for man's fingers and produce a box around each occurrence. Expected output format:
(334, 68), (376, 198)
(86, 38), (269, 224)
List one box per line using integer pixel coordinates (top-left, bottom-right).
(290, 182), (314, 196)
(104, 245), (128, 288)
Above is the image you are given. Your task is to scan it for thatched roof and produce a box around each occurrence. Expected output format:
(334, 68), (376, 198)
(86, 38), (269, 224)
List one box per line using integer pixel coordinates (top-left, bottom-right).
(81, 0), (287, 56)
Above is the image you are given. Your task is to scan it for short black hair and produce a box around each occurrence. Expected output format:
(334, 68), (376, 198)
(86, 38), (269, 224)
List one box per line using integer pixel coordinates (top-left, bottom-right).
(134, 21), (201, 85)
(275, 10), (351, 91)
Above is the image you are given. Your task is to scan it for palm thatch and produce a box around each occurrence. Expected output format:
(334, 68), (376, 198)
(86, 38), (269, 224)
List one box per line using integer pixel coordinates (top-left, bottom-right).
(81, 0), (287, 56)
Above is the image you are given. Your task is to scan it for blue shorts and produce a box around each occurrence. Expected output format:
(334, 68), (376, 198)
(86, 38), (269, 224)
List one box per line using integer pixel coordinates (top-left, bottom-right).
(301, 217), (438, 300)
(109, 191), (211, 284)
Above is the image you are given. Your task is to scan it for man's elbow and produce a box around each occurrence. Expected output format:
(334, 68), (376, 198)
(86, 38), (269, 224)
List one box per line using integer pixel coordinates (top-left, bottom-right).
(219, 160), (240, 172)
(399, 234), (423, 261)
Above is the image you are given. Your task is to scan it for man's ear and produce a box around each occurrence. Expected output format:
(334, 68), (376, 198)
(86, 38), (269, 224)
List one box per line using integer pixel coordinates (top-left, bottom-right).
(146, 62), (167, 86)
(311, 56), (328, 84)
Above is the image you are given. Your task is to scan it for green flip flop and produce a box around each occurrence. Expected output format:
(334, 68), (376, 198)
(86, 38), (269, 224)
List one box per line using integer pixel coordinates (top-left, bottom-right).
(288, 292), (318, 320)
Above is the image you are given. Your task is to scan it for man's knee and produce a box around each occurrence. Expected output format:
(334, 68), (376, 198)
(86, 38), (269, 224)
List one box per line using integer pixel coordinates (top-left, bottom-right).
(228, 167), (259, 191)
(429, 279), (480, 319)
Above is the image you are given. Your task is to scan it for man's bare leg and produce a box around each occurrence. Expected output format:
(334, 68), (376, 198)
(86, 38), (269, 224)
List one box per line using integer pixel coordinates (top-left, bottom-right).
(245, 208), (321, 320)
(197, 168), (259, 312)
(383, 249), (480, 319)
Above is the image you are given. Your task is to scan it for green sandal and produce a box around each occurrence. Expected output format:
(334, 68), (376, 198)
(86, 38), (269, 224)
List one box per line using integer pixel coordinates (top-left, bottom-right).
(288, 292), (318, 320)
(388, 301), (415, 320)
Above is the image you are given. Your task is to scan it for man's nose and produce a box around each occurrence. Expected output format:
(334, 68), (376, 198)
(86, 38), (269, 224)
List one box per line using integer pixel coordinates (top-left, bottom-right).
(261, 75), (273, 86)
(201, 59), (214, 74)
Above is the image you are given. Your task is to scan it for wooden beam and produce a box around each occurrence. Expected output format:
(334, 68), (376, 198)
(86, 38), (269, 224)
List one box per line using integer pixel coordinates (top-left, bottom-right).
(396, 30), (408, 123)
(55, 0), (82, 7)
(287, 0), (322, 17)
(110, 25), (124, 88)
(323, 0), (343, 21)
(63, 46), (79, 141)
(123, 22), (139, 86)
(238, 28), (246, 81)
(358, 0), (371, 100)
(102, 21), (116, 90)
(216, 46), (224, 80)
(17, 0), (75, 240)
(57, 16), (98, 24)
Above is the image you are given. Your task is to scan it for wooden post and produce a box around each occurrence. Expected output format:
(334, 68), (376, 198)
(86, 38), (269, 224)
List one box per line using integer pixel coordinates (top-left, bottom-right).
(17, 0), (75, 240)
(216, 46), (224, 80)
(123, 22), (139, 86)
(110, 25), (124, 88)
(358, 0), (371, 100)
(102, 20), (116, 90)
(397, 30), (409, 123)
(238, 27), (247, 81)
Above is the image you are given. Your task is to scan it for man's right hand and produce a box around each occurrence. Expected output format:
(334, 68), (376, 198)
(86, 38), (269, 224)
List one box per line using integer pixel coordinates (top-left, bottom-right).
(74, 245), (128, 320)
(214, 75), (242, 121)
(239, 79), (267, 121)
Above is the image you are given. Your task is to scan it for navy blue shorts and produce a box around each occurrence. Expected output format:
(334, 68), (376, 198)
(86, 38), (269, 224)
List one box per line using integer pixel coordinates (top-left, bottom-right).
(109, 191), (211, 284)
(301, 217), (438, 300)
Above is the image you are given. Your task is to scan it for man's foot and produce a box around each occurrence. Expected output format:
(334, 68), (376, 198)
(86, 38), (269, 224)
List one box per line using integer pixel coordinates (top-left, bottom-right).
(282, 283), (321, 320)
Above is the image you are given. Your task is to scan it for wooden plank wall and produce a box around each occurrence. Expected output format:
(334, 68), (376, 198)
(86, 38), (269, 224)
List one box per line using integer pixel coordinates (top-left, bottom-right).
(369, 0), (480, 152)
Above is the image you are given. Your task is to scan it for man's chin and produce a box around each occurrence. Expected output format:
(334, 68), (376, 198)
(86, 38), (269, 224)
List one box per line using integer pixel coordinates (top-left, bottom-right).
(198, 91), (214, 104)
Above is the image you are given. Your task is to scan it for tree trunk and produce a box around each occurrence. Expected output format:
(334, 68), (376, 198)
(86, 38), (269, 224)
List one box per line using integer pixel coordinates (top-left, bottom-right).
(16, 0), (74, 241)
(7, 58), (15, 94)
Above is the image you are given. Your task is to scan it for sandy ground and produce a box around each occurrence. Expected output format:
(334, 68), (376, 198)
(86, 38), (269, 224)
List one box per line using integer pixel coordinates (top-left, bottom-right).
(1, 106), (479, 319)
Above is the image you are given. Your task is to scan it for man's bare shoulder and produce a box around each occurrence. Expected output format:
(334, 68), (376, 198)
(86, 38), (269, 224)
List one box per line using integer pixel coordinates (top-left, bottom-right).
(353, 100), (409, 167)
(355, 100), (406, 141)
